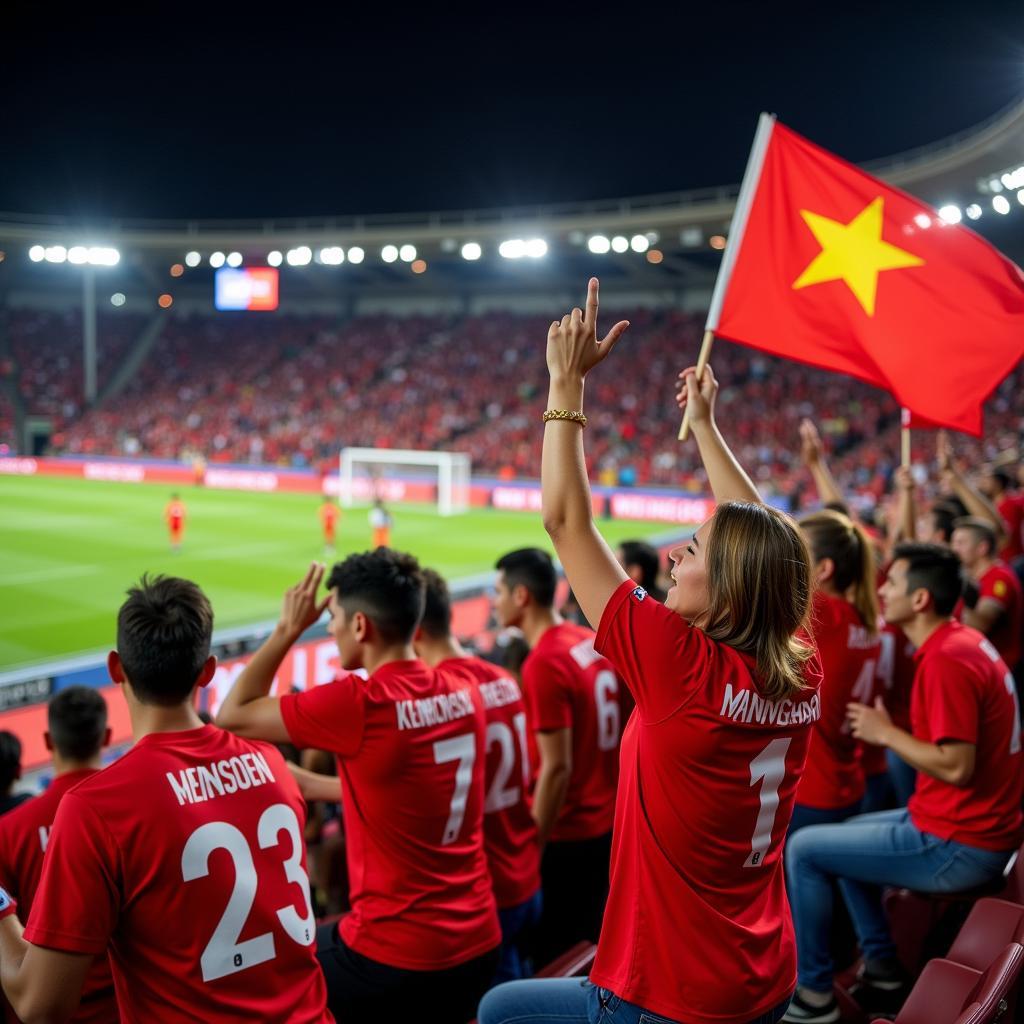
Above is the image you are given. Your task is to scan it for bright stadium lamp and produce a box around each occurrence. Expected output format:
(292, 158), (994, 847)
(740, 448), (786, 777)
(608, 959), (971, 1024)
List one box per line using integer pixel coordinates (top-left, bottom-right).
(525, 239), (548, 258)
(630, 234), (650, 253)
(28, 245), (45, 262)
(226, 251), (243, 267)
(347, 246), (365, 264)
(45, 245), (68, 263)
(210, 251), (226, 268)
(399, 244), (417, 262)
(993, 195), (1011, 215)
(185, 250), (201, 267)
(381, 245), (399, 263)
(110, 293), (126, 307)
(319, 246), (344, 265)
(937, 205), (961, 225)
(611, 235), (629, 253)
(587, 235), (610, 254)
(68, 246), (89, 265)
(966, 204), (982, 220)
(1017, 191), (1024, 206)
(287, 246), (312, 266)
(267, 250), (283, 267)
(498, 239), (526, 259)
(461, 241), (482, 261)
(87, 247), (120, 266)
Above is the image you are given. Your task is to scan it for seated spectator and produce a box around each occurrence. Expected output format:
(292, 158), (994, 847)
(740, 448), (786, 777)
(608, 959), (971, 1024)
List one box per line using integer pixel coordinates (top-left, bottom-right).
(0, 733), (29, 817)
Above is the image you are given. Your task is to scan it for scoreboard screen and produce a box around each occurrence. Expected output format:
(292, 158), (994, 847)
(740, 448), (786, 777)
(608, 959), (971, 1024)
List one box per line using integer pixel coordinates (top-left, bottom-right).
(214, 267), (279, 311)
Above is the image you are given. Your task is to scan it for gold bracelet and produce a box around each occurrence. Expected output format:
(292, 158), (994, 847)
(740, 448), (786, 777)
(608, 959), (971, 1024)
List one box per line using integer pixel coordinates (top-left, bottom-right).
(542, 409), (587, 427)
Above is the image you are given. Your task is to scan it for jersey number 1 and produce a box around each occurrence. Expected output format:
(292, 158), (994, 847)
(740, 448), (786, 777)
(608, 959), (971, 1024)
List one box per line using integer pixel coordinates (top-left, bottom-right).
(744, 738), (791, 868)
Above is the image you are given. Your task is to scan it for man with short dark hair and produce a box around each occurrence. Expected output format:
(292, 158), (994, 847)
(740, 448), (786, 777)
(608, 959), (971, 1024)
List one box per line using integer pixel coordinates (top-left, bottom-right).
(616, 540), (667, 603)
(782, 544), (1023, 1023)
(493, 547), (623, 965)
(0, 733), (29, 818)
(217, 552), (500, 1024)
(0, 575), (331, 1024)
(0, 687), (117, 1023)
(979, 466), (1024, 563)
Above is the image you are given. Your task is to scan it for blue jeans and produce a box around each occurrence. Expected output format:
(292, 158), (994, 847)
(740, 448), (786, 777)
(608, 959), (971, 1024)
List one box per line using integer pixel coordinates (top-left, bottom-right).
(886, 750), (917, 807)
(786, 808), (1012, 992)
(477, 977), (791, 1024)
(788, 800), (861, 837)
(495, 889), (543, 983)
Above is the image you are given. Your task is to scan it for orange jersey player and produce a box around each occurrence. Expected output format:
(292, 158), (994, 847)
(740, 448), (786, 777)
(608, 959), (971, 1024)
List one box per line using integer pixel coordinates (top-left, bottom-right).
(369, 500), (392, 549)
(320, 499), (340, 553)
(165, 495), (186, 552)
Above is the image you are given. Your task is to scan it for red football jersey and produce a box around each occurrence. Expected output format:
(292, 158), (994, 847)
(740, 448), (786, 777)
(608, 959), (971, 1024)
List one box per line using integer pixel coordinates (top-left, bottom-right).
(522, 622), (622, 842)
(0, 770), (117, 1024)
(863, 622), (917, 776)
(280, 661), (501, 970)
(908, 621), (1023, 851)
(24, 727), (331, 1024)
(591, 581), (822, 1024)
(997, 494), (1024, 563)
(437, 656), (541, 910)
(165, 501), (185, 528)
(955, 563), (1023, 670)
(796, 592), (880, 809)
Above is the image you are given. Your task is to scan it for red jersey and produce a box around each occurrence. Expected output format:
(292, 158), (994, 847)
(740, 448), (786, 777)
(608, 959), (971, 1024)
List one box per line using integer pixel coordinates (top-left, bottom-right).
(796, 592), (880, 809)
(438, 656), (540, 910)
(592, 580), (822, 1024)
(522, 622), (622, 841)
(0, 770), (117, 1024)
(280, 661), (500, 970)
(165, 501), (185, 530)
(863, 623), (916, 776)
(908, 621), (1023, 851)
(998, 494), (1024, 562)
(24, 727), (331, 1024)
(955, 563), (1023, 670)
(320, 503), (339, 531)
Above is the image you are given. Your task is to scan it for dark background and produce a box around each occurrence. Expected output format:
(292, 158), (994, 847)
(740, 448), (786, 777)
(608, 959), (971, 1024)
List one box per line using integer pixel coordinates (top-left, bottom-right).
(5, 2), (1024, 220)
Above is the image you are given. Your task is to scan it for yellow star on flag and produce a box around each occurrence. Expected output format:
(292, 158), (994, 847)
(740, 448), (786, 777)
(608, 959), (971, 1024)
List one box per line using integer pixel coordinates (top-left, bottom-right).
(792, 196), (924, 316)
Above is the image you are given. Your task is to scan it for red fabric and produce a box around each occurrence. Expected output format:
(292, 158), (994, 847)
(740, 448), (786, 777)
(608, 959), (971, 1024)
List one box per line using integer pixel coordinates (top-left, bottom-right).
(998, 495), (1024, 562)
(0, 770), (117, 1024)
(24, 727), (331, 1024)
(797, 592), (880, 809)
(716, 121), (1024, 435)
(165, 500), (185, 528)
(522, 623), (622, 842)
(591, 581), (822, 1024)
(908, 622), (1023, 851)
(863, 623), (917, 774)
(279, 662), (500, 970)
(955, 563), (1024, 670)
(438, 656), (540, 910)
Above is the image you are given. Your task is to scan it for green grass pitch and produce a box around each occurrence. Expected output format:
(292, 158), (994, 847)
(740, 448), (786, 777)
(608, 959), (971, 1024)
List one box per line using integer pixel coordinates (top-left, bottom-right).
(0, 475), (681, 670)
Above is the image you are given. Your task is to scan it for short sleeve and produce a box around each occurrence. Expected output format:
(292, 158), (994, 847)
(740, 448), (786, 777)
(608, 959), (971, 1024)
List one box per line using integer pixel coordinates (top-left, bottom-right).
(980, 571), (1010, 609)
(595, 580), (711, 723)
(280, 674), (366, 758)
(23, 793), (117, 955)
(919, 660), (980, 746)
(523, 655), (573, 732)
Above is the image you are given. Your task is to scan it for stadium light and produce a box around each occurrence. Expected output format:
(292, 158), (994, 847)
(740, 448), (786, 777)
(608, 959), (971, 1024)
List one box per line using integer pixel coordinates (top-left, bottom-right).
(966, 204), (983, 220)
(587, 235), (610, 254)
(630, 234), (650, 253)
(286, 246), (312, 266)
(110, 293), (126, 307)
(611, 235), (629, 253)
(1017, 191), (1024, 207)
(210, 251), (226, 268)
(399, 244), (417, 263)
(28, 245), (45, 262)
(937, 205), (961, 225)
(499, 239), (526, 259)
(993, 195), (1011, 215)
(411, 259), (427, 274)
(913, 213), (931, 229)
(461, 241), (482, 261)
(185, 251), (201, 268)
(87, 247), (120, 266)
(990, 178), (1004, 193)
(348, 246), (365, 264)
(226, 251), (243, 267)
(45, 245), (68, 263)
(525, 238), (548, 258)
(267, 250), (283, 267)
(67, 246), (89, 265)
(319, 246), (345, 265)
(381, 245), (399, 263)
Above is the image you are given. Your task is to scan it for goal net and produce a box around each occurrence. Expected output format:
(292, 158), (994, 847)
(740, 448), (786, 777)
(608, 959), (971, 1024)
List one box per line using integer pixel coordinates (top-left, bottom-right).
(338, 447), (472, 516)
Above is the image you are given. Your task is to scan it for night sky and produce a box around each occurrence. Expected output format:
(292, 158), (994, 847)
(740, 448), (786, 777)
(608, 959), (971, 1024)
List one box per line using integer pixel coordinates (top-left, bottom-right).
(6, 3), (1024, 221)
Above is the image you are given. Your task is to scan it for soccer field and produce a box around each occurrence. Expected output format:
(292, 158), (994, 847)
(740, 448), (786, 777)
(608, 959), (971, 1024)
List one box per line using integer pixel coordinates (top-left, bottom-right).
(0, 476), (680, 670)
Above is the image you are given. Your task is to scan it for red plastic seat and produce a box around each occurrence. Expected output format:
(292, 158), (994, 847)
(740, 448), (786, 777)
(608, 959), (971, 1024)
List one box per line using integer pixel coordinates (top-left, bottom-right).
(947, 899), (1024, 972)
(535, 941), (597, 978)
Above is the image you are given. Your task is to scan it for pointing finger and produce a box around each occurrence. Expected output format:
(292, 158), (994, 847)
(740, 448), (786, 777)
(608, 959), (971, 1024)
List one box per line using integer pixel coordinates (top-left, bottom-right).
(585, 277), (599, 327)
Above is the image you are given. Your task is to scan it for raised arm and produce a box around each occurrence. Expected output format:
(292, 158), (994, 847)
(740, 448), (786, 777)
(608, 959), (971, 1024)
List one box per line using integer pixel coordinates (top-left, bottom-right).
(892, 466), (918, 544)
(937, 431), (1008, 545)
(675, 364), (762, 505)
(541, 278), (631, 630)
(798, 418), (847, 510)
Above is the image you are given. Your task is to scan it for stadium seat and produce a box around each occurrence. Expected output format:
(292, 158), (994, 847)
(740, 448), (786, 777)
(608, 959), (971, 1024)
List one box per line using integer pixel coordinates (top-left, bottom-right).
(535, 941), (598, 979)
(947, 899), (1024, 972)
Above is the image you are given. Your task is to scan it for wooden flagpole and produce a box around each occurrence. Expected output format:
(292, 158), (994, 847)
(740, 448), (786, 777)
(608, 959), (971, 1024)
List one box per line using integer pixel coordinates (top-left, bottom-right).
(901, 408), (911, 469)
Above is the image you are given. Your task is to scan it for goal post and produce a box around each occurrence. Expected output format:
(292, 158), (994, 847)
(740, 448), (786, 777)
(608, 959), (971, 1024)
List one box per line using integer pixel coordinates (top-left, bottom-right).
(339, 448), (472, 516)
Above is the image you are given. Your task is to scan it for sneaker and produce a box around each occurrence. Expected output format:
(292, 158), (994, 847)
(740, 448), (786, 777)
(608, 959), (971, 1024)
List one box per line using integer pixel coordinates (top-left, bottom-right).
(847, 961), (910, 1014)
(781, 991), (840, 1023)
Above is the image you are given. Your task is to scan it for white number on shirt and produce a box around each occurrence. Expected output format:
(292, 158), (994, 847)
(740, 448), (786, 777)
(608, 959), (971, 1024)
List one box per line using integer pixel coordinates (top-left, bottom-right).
(978, 638), (1022, 755)
(181, 803), (314, 982)
(595, 670), (620, 751)
(744, 738), (791, 868)
(434, 733), (477, 844)
(484, 714), (530, 813)
(876, 632), (895, 691)
(841, 659), (877, 735)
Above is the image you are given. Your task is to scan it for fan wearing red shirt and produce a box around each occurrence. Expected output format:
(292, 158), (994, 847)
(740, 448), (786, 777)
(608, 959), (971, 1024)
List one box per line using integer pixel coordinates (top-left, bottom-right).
(414, 568), (541, 983)
(872, 622), (918, 806)
(951, 517), (1023, 675)
(979, 467), (1024, 563)
(492, 546), (623, 966)
(0, 575), (332, 1024)
(480, 280), (818, 1024)
(216, 553), (500, 1024)
(0, 687), (117, 1024)
(787, 544), (1022, 1023)
(790, 511), (881, 833)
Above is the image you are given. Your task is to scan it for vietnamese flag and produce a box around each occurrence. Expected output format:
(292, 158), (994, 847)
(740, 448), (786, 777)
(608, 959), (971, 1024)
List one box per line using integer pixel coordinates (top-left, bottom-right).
(708, 116), (1024, 436)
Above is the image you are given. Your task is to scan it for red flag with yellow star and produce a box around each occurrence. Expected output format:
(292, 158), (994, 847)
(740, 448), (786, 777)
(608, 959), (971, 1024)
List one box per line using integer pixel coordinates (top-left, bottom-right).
(708, 117), (1024, 436)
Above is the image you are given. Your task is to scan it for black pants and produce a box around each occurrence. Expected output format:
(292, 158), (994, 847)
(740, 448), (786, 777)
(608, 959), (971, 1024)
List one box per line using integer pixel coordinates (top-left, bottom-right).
(533, 831), (612, 967)
(316, 922), (500, 1024)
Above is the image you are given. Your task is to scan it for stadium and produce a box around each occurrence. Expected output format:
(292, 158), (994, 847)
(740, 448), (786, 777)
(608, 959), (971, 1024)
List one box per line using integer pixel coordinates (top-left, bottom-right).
(0, 10), (1023, 1024)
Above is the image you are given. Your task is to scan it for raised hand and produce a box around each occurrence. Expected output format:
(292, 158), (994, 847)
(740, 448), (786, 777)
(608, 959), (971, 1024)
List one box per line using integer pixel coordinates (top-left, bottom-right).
(799, 419), (824, 467)
(675, 363), (719, 428)
(279, 562), (330, 641)
(546, 277), (629, 382)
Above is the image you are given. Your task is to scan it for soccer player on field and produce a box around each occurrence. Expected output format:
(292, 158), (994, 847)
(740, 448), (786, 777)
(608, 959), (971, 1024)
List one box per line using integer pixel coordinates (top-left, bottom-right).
(165, 493), (186, 552)
(480, 279), (821, 1024)
(786, 545), (1023, 1022)
(216, 553), (500, 1024)
(414, 568), (541, 983)
(369, 498), (392, 549)
(319, 498), (340, 555)
(492, 545), (622, 965)
(0, 575), (331, 1024)
(0, 687), (117, 1024)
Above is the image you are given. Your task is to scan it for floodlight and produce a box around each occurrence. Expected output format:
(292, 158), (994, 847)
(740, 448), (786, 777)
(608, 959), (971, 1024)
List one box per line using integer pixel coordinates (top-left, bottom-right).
(587, 235), (610, 254)
(1018, 191), (1024, 207)
(525, 239), (548, 258)
(185, 251), (201, 267)
(461, 242), (482, 261)
(319, 247), (345, 265)
(226, 251), (243, 267)
(45, 246), (68, 263)
(381, 245), (399, 263)
(287, 246), (312, 266)
(267, 250), (283, 267)
(110, 293), (126, 307)
(87, 247), (120, 266)
(499, 239), (526, 259)
(28, 245), (45, 262)
(347, 246), (365, 264)
(611, 235), (629, 253)
(68, 246), (89, 265)
(630, 234), (650, 253)
(993, 195), (1011, 215)
(399, 244), (417, 263)
(937, 205), (961, 225)
(966, 204), (982, 220)
(210, 251), (226, 268)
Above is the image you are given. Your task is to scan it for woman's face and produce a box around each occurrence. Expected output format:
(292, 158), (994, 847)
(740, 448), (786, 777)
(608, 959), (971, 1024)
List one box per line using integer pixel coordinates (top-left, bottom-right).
(666, 518), (712, 622)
